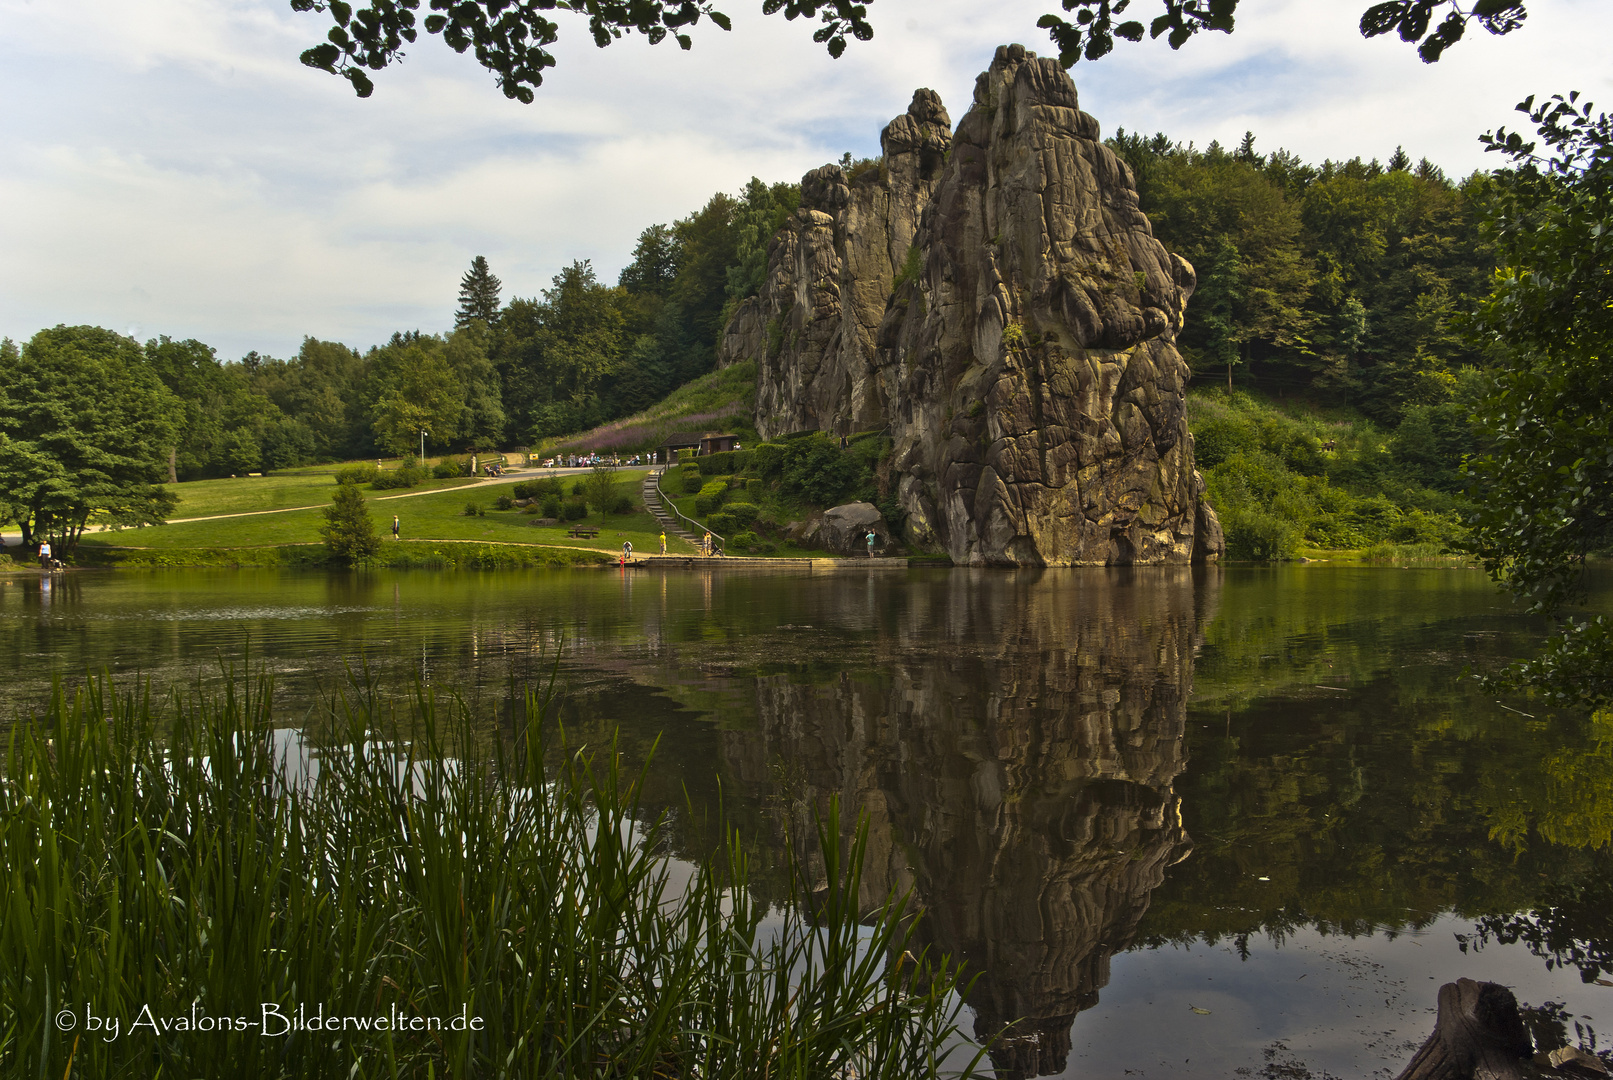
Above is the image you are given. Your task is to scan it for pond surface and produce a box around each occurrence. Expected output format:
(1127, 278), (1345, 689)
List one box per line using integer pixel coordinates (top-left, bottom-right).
(3, 564), (1611, 1079)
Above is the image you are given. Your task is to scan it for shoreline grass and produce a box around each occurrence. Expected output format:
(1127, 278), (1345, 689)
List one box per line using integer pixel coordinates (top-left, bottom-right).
(0, 670), (986, 1079)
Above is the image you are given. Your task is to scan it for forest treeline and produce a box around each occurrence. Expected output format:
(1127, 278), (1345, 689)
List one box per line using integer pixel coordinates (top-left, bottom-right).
(1112, 130), (1492, 419)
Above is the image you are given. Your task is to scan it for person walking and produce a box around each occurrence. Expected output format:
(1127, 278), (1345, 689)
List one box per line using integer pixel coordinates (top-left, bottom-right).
(658, 530), (667, 555)
(37, 539), (51, 570)
(392, 515), (400, 540)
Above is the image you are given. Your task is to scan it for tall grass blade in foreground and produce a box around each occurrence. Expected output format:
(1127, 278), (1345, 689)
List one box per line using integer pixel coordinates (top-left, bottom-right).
(0, 671), (985, 1078)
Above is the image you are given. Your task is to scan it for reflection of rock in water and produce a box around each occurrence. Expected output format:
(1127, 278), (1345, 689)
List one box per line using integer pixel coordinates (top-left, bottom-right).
(722, 568), (1212, 1078)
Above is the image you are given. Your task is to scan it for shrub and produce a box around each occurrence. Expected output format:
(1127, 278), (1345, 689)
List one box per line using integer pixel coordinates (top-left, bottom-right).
(607, 492), (633, 516)
(730, 530), (759, 550)
(334, 464), (378, 485)
(778, 434), (860, 506)
(680, 465), (704, 493)
(494, 495), (514, 511)
(694, 479), (729, 517)
(746, 478), (763, 499)
(571, 480), (586, 497)
(724, 502), (759, 527)
(697, 450), (751, 475)
(515, 478), (563, 500)
(561, 498), (588, 521)
(463, 502), (484, 517)
(432, 461), (459, 479)
(372, 457), (428, 490)
(541, 494), (563, 518)
(1222, 507), (1300, 560)
(750, 443), (785, 477)
(708, 512), (736, 535)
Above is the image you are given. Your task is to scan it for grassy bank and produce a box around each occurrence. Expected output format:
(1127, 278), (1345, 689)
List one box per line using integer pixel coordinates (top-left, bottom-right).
(78, 470), (700, 563)
(0, 672), (983, 1078)
(164, 461), (481, 519)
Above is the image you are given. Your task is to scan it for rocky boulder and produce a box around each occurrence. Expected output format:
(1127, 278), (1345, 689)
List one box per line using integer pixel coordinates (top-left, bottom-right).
(799, 501), (890, 556)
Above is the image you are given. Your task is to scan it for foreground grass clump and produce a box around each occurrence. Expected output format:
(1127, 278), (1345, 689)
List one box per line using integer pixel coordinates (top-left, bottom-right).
(0, 673), (982, 1079)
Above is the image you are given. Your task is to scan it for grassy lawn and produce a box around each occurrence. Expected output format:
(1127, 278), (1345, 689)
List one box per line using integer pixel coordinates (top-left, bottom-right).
(86, 469), (701, 557)
(166, 461), (483, 518)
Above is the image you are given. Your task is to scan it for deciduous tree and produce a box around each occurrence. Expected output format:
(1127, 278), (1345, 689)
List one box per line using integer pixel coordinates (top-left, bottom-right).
(1466, 93), (1613, 707)
(0, 327), (180, 553)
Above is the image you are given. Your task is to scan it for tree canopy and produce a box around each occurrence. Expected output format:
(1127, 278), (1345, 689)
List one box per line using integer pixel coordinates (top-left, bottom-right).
(0, 327), (181, 552)
(292, 0), (1530, 101)
(1465, 93), (1613, 708)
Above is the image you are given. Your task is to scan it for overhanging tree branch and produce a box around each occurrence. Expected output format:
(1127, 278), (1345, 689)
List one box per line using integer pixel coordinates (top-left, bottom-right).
(292, 0), (1528, 100)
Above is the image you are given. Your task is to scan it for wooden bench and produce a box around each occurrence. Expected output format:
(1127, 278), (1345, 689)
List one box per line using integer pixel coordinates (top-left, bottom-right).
(567, 527), (600, 539)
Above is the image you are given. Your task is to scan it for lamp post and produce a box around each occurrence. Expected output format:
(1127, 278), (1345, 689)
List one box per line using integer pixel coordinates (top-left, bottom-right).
(419, 429), (428, 462)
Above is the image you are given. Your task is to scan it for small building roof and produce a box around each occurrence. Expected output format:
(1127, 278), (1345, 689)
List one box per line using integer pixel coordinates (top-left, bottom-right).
(658, 432), (707, 449)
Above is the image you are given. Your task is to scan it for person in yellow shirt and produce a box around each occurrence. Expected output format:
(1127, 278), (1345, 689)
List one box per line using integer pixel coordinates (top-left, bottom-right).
(658, 530), (667, 555)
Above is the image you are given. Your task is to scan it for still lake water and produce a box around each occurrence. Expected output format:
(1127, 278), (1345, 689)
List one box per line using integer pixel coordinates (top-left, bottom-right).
(3, 564), (1611, 1079)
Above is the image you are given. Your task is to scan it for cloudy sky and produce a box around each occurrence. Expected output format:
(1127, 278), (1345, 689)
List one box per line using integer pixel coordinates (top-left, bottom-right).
(3, 0), (1610, 361)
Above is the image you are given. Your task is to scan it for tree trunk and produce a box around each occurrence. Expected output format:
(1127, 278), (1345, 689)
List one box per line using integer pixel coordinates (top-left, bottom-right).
(1395, 979), (1542, 1080)
(168, 446), (178, 484)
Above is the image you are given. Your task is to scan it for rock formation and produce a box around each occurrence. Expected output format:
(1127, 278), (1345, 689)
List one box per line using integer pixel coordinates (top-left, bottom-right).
(721, 87), (954, 438)
(716, 569), (1212, 1078)
(719, 46), (1223, 566)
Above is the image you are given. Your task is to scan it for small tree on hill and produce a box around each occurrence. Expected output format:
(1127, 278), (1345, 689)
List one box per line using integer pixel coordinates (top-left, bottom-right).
(322, 480), (380, 565)
(456, 256), (503, 329)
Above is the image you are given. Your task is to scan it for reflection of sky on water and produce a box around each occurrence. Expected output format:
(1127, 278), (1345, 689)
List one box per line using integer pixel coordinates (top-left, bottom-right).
(1074, 916), (1611, 1079)
(2, 565), (1610, 1077)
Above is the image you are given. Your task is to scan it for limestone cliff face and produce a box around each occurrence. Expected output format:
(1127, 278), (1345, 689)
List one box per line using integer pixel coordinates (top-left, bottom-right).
(722, 46), (1223, 566)
(716, 570), (1209, 1078)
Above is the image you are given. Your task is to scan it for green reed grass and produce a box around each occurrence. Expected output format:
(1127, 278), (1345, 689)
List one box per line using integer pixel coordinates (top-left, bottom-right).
(0, 671), (984, 1079)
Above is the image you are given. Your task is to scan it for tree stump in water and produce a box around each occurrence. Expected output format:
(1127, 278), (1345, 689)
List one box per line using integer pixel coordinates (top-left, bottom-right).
(1395, 979), (1608, 1080)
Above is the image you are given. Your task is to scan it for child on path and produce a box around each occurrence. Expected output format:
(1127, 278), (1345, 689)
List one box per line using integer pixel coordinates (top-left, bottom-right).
(659, 530), (667, 555)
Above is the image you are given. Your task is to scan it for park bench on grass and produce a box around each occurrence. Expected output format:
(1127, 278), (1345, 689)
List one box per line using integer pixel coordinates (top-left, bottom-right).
(567, 526), (600, 539)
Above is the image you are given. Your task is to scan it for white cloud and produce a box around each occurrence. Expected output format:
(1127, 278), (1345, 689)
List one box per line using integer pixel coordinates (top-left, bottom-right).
(2, 0), (1609, 359)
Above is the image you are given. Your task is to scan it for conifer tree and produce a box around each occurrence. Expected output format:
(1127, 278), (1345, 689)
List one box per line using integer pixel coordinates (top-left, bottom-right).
(321, 479), (380, 565)
(456, 256), (503, 329)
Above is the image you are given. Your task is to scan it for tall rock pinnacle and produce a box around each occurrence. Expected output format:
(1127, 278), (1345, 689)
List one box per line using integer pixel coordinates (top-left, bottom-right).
(722, 45), (1224, 566)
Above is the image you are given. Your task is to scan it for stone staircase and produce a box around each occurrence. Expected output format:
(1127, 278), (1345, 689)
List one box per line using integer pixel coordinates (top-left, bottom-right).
(641, 470), (698, 544)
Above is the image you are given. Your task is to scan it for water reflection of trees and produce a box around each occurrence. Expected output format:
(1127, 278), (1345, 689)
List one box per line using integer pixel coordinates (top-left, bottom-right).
(1135, 654), (1613, 988)
(716, 569), (1214, 1079)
